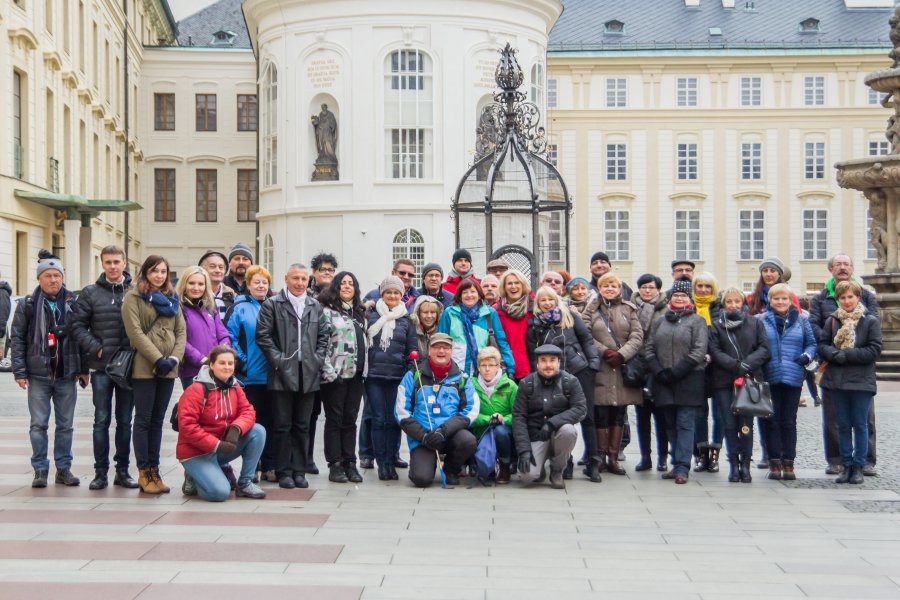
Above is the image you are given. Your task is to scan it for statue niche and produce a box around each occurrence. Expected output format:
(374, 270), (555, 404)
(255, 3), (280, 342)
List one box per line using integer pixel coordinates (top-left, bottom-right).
(311, 103), (339, 181)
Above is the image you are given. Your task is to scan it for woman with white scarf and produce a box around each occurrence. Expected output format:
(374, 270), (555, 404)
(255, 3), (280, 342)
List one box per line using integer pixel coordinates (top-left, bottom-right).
(817, 280), (882, 484)
(365, 276), (418, 481)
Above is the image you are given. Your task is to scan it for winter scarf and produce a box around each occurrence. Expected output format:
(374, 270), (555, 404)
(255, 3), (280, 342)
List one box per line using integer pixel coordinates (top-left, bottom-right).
(429, 358), (451, 382)
(759, 286), (770, 311)
(477, 368), (503, 399)
(665, 307), (694, 322)
(723, 309), (746, 330)
(537, 308), (562, 325)
(694, 294), (715, 326)
(143, 290), (179, 316)
(833, 302), (867, 350)
(368, 299), (408, 352)
(31, 287), (70, 355)
(459, 303), (482, 367)
(498, 295), (530, 320)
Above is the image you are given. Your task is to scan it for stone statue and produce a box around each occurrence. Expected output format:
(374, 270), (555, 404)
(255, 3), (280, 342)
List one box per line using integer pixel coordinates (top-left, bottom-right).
(866, 189), (890, 271)
(311, 103), (338, 181)
(890, 7), (900, 67)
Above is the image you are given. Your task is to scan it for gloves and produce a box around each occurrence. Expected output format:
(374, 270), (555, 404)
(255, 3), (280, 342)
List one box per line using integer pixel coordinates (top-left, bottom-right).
(656, 368), (674, 385)
(224, 425), (241, 445)
(793, 353), (811, 367)
(154, 357), (177, 376)
(822, 347), (840, 362)
(423, 429), (446, 450)
(603, 350), (624, 368)
(537, 422), (555, 442)
(517, 451), (536, 475)
(832, 351), (847, 365)
(739, 362), (753, 377)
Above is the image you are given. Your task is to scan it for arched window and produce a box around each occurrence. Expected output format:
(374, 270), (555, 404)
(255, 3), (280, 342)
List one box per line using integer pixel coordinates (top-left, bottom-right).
(384, 50), (433, 179)
(530, 63), (544, 108)
(392, 228), (425, 286)
(261, 61), (278, 186)
(263, 234), (274, 273)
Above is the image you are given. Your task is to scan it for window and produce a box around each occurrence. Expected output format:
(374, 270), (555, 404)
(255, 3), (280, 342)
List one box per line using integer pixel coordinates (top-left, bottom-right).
(867, 207), (878, 261)
(530, 63), (544, 107)
(869, 87), (881, 106)
(263, 234), (274, 273)
(154, 169), (175, 222)
(869, 139), (890, 156)
(262, 62), (277, 186)
(237, 94), (257, 131)
(45, 0), (53, 33)
(741, 142), (762, 180)
(802, 209), (828, 260)
(677, 143), (698, 180)
(674, 210), (701, 261)
(739, 209), (765, 260)
(547, 78), (557, 108)
(606, 78), (627, 108)
(804, 76), (824, 106)
(392, 228), (425, 287)
(606, 143), (627, 181)
(196, 169), (217, 222)
(13, 70), (24, 179)
(237, 169), (258, 222)
(385, 50), (433, 179)
(604, 210), (630, 261)
(677, 77), (697, 107)
(196, 94), (217, 131)
(804, 141), (825, 179)
(154, 93), (174, 130)
(741, 76), (760, 106)
(548, 212), (563, 262)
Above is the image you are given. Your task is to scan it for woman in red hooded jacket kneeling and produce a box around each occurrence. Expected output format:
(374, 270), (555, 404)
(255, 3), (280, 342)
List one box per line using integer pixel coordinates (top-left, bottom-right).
(177, 345), (266, 501)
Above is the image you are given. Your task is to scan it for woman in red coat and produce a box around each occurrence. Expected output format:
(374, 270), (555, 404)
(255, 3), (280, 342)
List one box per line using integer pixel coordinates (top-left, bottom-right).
(494, 269), (533, 381)
(177, 345), (266, 501)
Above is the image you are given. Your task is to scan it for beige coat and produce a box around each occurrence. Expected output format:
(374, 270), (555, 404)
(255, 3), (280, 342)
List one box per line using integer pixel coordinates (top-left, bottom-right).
(582, 296), (644, 407)
(122, 288), (186, 380)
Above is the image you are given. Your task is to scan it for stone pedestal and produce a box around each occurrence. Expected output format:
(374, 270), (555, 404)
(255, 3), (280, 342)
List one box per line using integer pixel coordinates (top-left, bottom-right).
(864, 273), (900, 378)
(312, 159), (338, 181)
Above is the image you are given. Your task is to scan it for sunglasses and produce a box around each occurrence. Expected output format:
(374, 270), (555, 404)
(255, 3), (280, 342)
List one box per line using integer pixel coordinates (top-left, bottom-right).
(396, 271), (415, 278)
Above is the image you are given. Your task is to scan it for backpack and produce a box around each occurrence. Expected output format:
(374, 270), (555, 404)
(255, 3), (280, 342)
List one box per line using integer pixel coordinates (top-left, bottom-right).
(169, 385), (210, 432)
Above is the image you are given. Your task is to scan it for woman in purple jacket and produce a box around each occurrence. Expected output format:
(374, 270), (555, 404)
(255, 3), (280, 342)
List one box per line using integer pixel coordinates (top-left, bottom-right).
(176, 266), (231, 391)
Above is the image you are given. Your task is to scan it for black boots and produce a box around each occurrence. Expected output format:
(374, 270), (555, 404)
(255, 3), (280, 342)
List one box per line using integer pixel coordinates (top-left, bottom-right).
(585, 458), (603, 483)
(32, 470), (48, 488)
(707, 446), (721, 473)
(89, 471), (108, 490)
(114, 469), (139, 489)
(329, 463), (349, 483)
(728, 458), (740, 483)
(563, 455), (574, 480)
(849, 465), (864, 484)
(344, 463), (363, 483)
(55, 469), (80, 486)
(739, 456), (752, 483)
(694, 443), (710, 472)
(635, 455), (653, 472)
(835, 464), (852, 484)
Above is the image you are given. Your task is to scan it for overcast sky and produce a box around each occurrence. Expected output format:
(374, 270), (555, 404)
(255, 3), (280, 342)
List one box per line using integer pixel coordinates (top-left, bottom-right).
(169, 0), (219, 21)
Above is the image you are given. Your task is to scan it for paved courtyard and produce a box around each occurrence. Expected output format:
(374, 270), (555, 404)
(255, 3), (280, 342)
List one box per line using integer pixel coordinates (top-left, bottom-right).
(1, 375), (900, 600)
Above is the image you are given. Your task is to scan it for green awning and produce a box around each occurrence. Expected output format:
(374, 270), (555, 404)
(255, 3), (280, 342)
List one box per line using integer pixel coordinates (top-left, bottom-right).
(14, 189), (141, 217)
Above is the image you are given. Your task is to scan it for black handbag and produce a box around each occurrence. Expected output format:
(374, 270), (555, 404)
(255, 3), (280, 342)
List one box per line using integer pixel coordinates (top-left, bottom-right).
(596, 308), (644, 388)
(104, 314), (160, 391)
(731, 377), (774, 418)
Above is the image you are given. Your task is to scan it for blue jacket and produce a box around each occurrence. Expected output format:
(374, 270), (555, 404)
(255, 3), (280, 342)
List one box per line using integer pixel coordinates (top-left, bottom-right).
(395, 360), (480, 452)
(438, 304), (515, 376)
(226, 295), (267, 385)
(759, 307), (816, 387)
(366, 307), (418, 380)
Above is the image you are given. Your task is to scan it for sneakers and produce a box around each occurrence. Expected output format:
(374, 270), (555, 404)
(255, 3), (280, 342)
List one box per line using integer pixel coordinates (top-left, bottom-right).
(32, 470), (48, 488)
(55, 469), (80, 486)
(262, 470), (278, 482)
(236, 480), (267, 499)
(825, 463), (843, 475)
(89, 471), (108, 490)
(862, 464), (877, 477)
(181, 474), (198, 496)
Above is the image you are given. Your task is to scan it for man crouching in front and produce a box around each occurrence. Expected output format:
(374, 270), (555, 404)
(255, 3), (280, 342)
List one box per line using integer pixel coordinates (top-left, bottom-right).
(513, 345), (586, 489)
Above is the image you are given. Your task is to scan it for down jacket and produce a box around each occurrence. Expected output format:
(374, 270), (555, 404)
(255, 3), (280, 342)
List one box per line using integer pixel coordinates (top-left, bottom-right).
(512, 370), (587, 454)
(225, 295), (268, 386)
(645, 308), (708, 408)
(366, 303), (417, 380)
(808, 281), (879, 340)
(11, 286), (84, 380)
(176, 366), (257, 461)
(181, 300), (231, 381)
(471, 374), (518, 439)
(582, 296), (644, 407)
(121, 288), (186, 380)
(707, 310), (770, 390)
(759, 306), (816, 388)
(525, 311), (600, 375)
(69, 273), (132, 371)
(817, 309), (882, 394)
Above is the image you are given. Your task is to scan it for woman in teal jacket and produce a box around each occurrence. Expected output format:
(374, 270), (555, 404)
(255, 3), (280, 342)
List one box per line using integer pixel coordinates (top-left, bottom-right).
(471, 346), (518, 483)
(439, 279), (514, 376)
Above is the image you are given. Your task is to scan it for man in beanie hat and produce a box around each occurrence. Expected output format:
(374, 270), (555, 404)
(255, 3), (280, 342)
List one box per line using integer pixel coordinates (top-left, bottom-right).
(224, 243), (254, 296)
(589, 252), (632, 300)
(11, 250), (88, 488)
(198, 250), (235, 320)
(512, 344), (586, 489)
(414, 262), (453, 309)
(443, 248), (480, 296)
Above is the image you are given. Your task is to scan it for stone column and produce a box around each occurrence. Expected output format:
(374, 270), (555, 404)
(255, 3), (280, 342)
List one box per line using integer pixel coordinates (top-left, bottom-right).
(62, 215), (81, 289)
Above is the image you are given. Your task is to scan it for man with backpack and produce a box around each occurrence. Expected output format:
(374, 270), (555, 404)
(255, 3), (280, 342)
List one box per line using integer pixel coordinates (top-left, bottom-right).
(396, 333), (479, 487)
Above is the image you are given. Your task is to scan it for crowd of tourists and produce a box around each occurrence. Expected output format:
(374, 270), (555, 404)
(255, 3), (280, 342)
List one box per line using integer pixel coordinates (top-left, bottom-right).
(9, 243), (882, 500)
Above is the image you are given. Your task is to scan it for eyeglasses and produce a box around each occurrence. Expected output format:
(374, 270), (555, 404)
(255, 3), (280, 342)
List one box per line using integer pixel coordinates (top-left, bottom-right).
(316, 267), (335, 274)
(673, 267), (694, 274)
(639, 284), (658, 291)
(396, 271), (415, 278)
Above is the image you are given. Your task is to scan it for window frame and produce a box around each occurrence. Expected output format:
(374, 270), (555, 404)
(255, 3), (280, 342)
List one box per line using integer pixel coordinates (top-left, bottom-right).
(604, 210), (630, 261)
(385, 49), (433, 180)
(802, 208), (828, 260)
(606, 143), (627, 181)
(676, 77), (697, 107)
(195, 168), (218, 223)
(804, 141), (825, 180)
(740, 76), (761, 107)
(674, 209), (701, 261)
(392, 228), (426, 287)
(738, 209), (765, 260)
(154, 93), (175, 131)
(741, 142), (762, 180)
(154, 168), (175, 222)
(547, 78), (558, 109)
(237, 94), (257, 132)
(261, 62), (278, 187)
(804, 75), (825, 106)
(236, 169), (258, 222)
(606, 77), (627, 108)
(676, 142), (698, 181)
(195, 93), (217, 132)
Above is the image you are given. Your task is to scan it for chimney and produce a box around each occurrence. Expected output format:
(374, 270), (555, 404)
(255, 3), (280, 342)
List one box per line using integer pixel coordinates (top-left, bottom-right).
(685, 0), (700, 6)
(722, 0), (735, 7)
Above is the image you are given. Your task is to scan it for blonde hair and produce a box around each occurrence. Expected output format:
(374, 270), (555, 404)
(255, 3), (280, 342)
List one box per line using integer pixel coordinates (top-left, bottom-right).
(692, 271), (719, 298)
(597, 272), (622, 289)
(720, 286), (746, 307)
(768, 282), (793, 300)
(177, 266), (216, 316)
(533, 286), (574, 329)
(410, 296), (443, 333)
(477, 346), (502, 365)
(499, 269), (532, 300)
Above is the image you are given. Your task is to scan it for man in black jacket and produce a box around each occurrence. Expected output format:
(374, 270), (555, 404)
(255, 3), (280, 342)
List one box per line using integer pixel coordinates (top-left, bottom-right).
(809, 254), (879, 476)
(513, 345), (587, 489)
(11, 251), (88, 488)
(256, 263), (330, 489)
(70, 245), (139, 491)
(198, 249), (235, 321)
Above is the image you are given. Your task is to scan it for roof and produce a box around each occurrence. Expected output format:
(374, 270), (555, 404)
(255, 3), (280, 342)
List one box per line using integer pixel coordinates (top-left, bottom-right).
(548, 0), (893, 53)
(177, 0), (251, 49)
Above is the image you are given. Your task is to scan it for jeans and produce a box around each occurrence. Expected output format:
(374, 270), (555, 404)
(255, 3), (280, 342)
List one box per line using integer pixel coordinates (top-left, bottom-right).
(712, 388), (753, 460)
(244, 384), (274, 471)
(182, 423), (266, 501)
(91, 371), (134, 472)
(365, 378), (402, 466)
(271, 386), (314, 477)
(636, 398), (669, 460)
(664, 405), (699, 477)
(765, 384), (801, 461)
(320, 375), (363, 465)
(492, 423), (516, 464)
(358, 389), (373, 459)
(28, 376), (77, 471)
(693, 399), (710, 454)
(831, 389), (874, 467)
(409, 429), (477, 487)
(823, 388), (876, 466)
(180, 376), (195, 392)
(132, 378), (175, 469)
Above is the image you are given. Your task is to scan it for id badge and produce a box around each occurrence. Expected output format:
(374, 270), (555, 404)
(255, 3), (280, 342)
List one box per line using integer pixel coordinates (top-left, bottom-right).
(432, 405), (441, 415)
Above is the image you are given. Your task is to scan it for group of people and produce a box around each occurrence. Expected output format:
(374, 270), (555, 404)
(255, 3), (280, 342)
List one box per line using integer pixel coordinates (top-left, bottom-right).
(10, 242), (882, 501)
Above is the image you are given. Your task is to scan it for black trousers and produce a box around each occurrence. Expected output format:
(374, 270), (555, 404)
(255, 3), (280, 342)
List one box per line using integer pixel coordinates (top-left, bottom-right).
(575, 369), (598, 460)
(636, 397), (669, 460)
(131, 378), (174, 469)
(244, 384), (275, 471)
(409, 430), (477, 488)
(320, 375), (363, 465)
(271, 379), (314, 478)
(307, 391), (322, 465)
(822, 388), (876, 466)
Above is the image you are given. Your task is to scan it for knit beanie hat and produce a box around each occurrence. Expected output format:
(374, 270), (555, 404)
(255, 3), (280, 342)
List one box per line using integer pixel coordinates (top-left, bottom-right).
(590, 251), (610, 264)
(379, 275), (404, 296)
(670, 277), (693, 298)
(759, 256), (785, 277)
(228, 242), (254, 263)
(36, 249), (64, 278)
(636, 274), (662, 290)
(566, 276), (590, 291)
(421, 262), (443, 279)
(452, 248), (472, 264)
